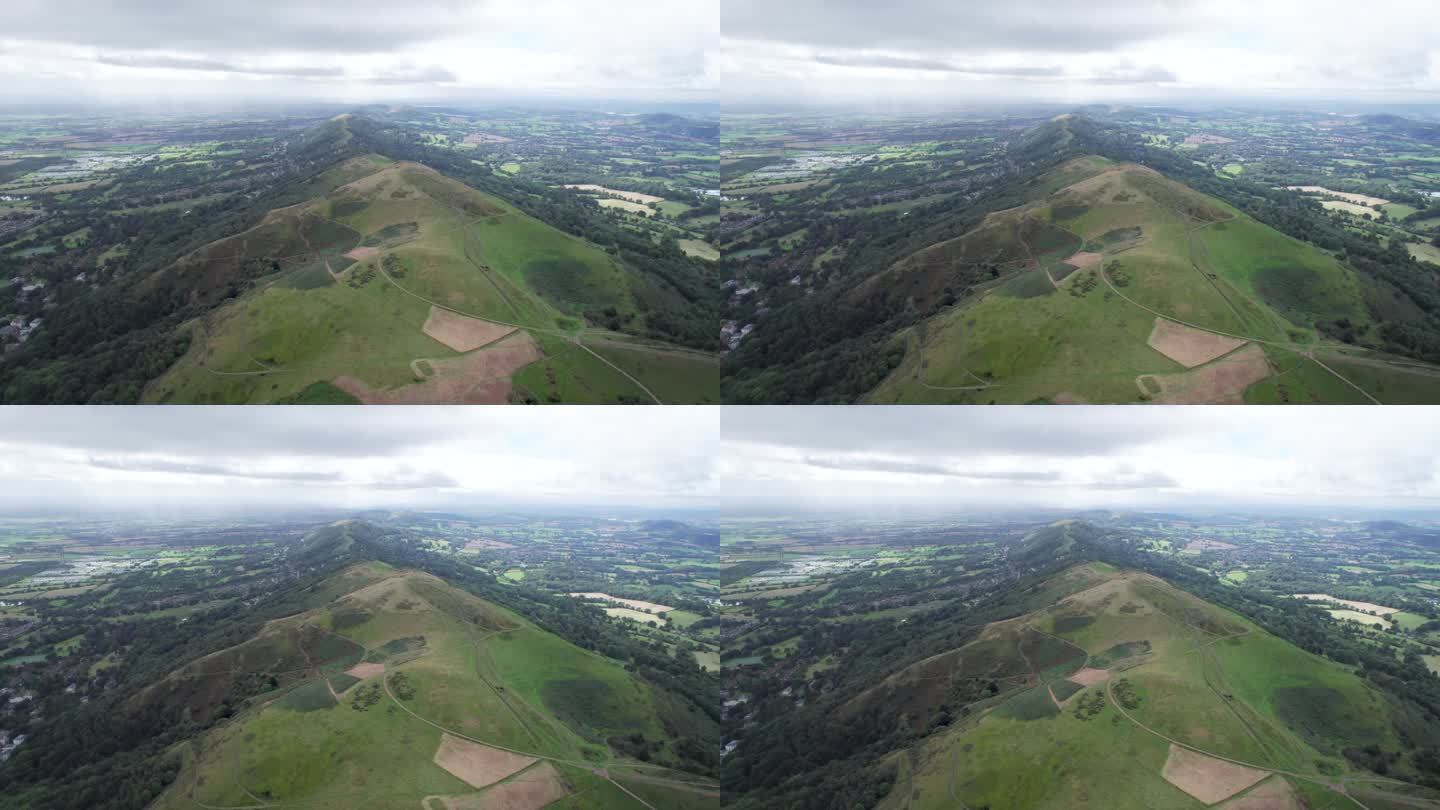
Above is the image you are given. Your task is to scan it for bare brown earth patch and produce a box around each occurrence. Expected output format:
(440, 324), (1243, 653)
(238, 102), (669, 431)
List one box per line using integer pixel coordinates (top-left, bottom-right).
(333, 331), (541, 404)
(1140, 343), (1271, 404)
(1161, 744), (1269, 805)
(1218, 775), (1303, 810)
(465, 132), (513, 145)
(560, 184), (663, 205)
(1063, 251), (1103, 269)
(1069, 667), (1111, 686)
(567, 593), (675, 613)
(344, 246), (380, 262)
(432, 733), (537, 789)
(1147, 318), (1248, 368)
(1186, 133), (1236, 145)
(344, 662), (385, 679)
(422, 306), (515, 352)
(465, 538), (516, 551)
(432, 762), (570, 810)
(1284, 186), (1389, 207)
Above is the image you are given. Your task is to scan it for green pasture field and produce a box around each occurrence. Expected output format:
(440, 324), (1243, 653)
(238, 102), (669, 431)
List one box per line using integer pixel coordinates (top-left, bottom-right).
(868, 160), (1381, 404)
(888, 567), (1406, 809)
(141, 154), (713, 404)
(153, 566), (716, 809)
(666, 610), (704, 628)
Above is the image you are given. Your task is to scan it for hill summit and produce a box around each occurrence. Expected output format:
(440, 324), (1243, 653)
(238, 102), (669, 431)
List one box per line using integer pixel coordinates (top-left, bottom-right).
(138, 553), (720, 809)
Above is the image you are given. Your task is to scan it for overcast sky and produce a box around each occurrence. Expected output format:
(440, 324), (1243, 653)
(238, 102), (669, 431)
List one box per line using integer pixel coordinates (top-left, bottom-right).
(722, 407), (1440, 514)
(722, 0), (1440, 106)
(0, 0), (716, 104)
(0, 407), (717, 513)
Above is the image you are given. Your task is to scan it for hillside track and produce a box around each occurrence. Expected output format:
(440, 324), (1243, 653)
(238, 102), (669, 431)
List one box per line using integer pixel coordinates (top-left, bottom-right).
(178, 571), (717, 809)
(373, 260), (663, 404)
(1103, 591), (1440, 809)
(173, 165), (693, 401)
(908, 174), (1399, 403)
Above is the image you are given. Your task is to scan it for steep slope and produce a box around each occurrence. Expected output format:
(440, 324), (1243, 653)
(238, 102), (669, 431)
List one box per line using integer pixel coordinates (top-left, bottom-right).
(723, 114), (1440, 405)
(855, 564), (1427, 810)
(862, 155), (1440, 404)
(147, 560), (718, 810)
(139, 121), (716, 404)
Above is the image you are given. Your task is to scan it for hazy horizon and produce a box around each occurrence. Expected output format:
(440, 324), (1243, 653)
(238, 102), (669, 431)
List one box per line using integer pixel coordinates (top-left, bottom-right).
(721, 407), (1440, 513)
(0, 0), (716, 104)
(0, 406), (719, 513)
(722, 0), (1440, 105)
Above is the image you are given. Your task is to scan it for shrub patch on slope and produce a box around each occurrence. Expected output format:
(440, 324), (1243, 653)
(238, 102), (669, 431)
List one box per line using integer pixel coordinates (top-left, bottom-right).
(1053, 615), (1095, 634)
(541, 677), (641, 741)
(998, 686), (1060, 721)
(997, 269), (1054, 299)
(281, 679), (337, 712)
(1255, 264), (1328, 324)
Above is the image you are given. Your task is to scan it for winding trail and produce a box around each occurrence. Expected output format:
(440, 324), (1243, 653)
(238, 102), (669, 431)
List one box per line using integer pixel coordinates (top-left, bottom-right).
(373, 260), (663, 404)
(927, 570), (1436, 810)
(1308, 351), (1385, 405)
(1095, 589), (1437, 809)
(907, 178), (1411, 402)
(1104, 673), (1373, 809)
(1093, 247), (1381, 404)
(181, 603), (717, 809)
(174, 172), (686, 402)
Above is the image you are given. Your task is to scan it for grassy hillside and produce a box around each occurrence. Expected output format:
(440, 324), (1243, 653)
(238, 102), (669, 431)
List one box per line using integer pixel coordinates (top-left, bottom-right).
(874, 564), (1430, 810)
(149, 563), (718, 810)
(863, 159), (1440, 404)
(142, 157), (716, 404)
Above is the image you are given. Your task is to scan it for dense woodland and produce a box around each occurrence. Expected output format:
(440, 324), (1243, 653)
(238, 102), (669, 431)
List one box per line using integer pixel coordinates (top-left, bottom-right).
(721, 120), (1093, 404)
(0, 122), (361, 404)
(723, 527), (1091, 810)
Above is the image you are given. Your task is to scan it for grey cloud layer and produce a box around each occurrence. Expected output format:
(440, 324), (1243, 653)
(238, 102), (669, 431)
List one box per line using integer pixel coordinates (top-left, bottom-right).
(0, 407), (717, 510)
(722, 0), (1440, 102)
(802, 455), (1063, 481)
(723, 406), (1227, 458)
(723, 0), (1190, 52)
(87, 456), (344, 482)
(812, 53), (1063, 77)
(722, 407), (1440, 509)
(3, 408), (449, 458)
(6, 0), (474, 53)
(0, 0), (716, 99)
(95, 53), (345, 78)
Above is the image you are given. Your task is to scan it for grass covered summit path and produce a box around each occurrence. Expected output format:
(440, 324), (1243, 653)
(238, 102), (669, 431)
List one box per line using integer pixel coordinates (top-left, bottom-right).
(144, 157), (715, 404)
(865, 159), (1440, 404)
(151, 563), (719, 810)
(872, 564), (1438, 810)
